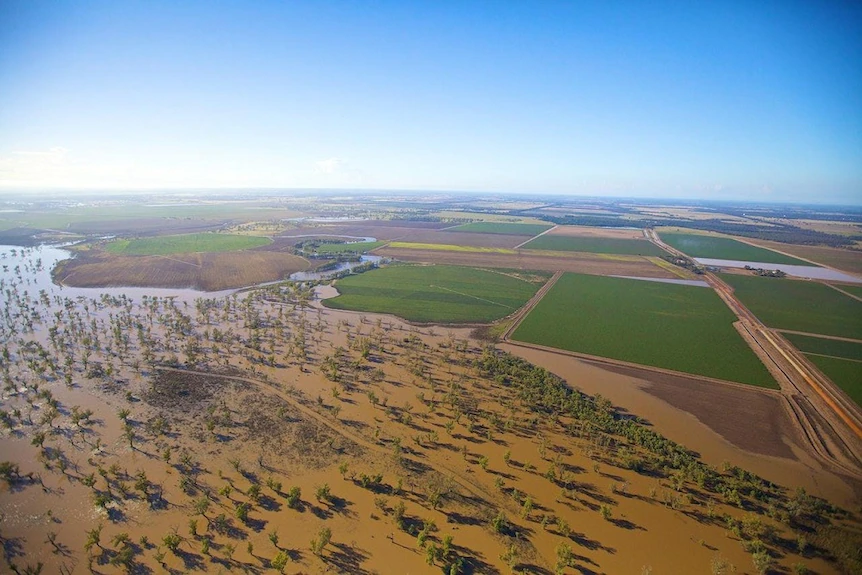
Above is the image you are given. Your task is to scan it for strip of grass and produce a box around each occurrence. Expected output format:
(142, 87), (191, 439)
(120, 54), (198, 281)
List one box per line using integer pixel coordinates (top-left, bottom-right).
(446, 222), (552, 236)
(388, 242), (516, 254)
(523, 235), (666, 256)
(660, 232), (810, 265)
(721, 274), (862, 340)
(512, 273), (776, 388)
(784, 333), (862, 361)
(315, 241), (386, 254)
(806, 355), (862, 407)
(104, 233), (271, 255)
(324, 265), (540, 323)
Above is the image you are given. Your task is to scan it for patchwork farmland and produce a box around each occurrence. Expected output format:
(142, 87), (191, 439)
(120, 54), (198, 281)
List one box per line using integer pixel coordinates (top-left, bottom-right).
(511, 273), (777, 388)
(721, 274), (862, 340)
(323, 264), (543, 323)
(659, 231), (810, 265)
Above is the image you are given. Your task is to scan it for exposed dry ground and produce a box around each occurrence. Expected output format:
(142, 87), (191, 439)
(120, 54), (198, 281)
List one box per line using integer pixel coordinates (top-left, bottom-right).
(393, 230), (532, 248)
(376, 246), (678, 278)
(53, 250), (309, 291)
(279, 221), (450, 242)
(592, 363), (795, 459)
(544, 225), (646, 240)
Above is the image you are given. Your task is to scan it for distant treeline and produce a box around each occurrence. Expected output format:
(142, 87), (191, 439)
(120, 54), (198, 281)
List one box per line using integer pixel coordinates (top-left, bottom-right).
(517, 213), (857, 247)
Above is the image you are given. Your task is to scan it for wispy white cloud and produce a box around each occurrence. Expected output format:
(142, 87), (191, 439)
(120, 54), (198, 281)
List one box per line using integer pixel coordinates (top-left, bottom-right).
(0, 147), (71, 180)
(314, 157), (346, 174)
(312, 157), (367, 185)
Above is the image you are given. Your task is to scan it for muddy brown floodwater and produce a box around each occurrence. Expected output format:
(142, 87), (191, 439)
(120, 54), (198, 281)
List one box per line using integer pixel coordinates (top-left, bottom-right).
(500, 343), (861, 508)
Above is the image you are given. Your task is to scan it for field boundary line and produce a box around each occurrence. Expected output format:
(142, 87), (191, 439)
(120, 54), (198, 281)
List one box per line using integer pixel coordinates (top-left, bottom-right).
(154, 254), (202, 267)
(427, 284), (512, 308)
(513, 224), (557, 249)
(823, 282), (862, 303)
(732, 236), (843, 269)
(776, 329), (862, 344)
(802, 352), (862, 364)
(501, 271), (563, 341)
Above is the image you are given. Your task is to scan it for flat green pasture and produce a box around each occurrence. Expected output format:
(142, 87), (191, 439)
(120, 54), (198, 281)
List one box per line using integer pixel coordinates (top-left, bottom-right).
(660, 232), (809, 265)
(446, 222), (552, 236)
(523, 235), (666, 256)
(315, 241), (385, 254)
(836, 284), (862, 299)
(105, 233), (271, 255)
(324, 265), (541, 323)
(784, 333), (862, 362)
(721, 275), (862, 340)
(512, 273), (776, 388)
(807, 355), (862, 407)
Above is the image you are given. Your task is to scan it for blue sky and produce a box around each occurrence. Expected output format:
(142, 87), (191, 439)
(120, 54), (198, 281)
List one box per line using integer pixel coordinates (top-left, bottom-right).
(1, 1), (860, 203)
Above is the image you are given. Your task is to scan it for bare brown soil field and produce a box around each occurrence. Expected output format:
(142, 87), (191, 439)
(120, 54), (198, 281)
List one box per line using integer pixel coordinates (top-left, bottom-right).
(500, 344), (860, 508)
(545, 225), (645, 240)
(593, 363), (796, 459)
(377, 246), (678, 278)
(394, 229), (532, 248)
(745, 238), (862, 275)
(53, 250), (309, 290)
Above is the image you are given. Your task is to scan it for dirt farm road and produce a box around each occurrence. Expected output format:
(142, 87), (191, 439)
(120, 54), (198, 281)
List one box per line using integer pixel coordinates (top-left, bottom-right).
(644, 229), (862, 480)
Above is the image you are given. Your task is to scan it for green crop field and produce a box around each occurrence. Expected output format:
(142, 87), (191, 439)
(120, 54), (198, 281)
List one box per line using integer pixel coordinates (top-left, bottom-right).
(446, 222), (552, 236)
(660, 232), (809, 265)
(512, 273), (776, 388)
(721, 274), (862, 340)
(837, 284), (862, 299)
(807, 355), (862, 407)
(522, 235), (666, 256)
(104, 233), (271, 255)
(315, 241), (385, 254)
(784, 333), (862, 362)
(324, 265), (542, 323)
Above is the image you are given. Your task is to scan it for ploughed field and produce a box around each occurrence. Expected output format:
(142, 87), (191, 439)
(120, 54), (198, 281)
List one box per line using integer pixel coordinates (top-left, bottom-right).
(375, 246), (680, 278)
(784, 333), (862, 407)
(659, 231), (810, 265)
(721, 274), (862, 340)
(54, 250), (309, 291)
(392, 230), (532, 249)
(387, 241), (515, 254)
(522, 235), (667, 256)
(512, 273), (777, 388)
(444, 222), (553, 235)
(323, 264), (543, 323)
(104, 232), (272, 255)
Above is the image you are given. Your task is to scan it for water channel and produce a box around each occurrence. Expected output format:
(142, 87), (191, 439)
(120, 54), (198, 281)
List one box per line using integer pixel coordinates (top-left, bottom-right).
(693, 258), (862, 283)
(0, 244), (380, 305)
